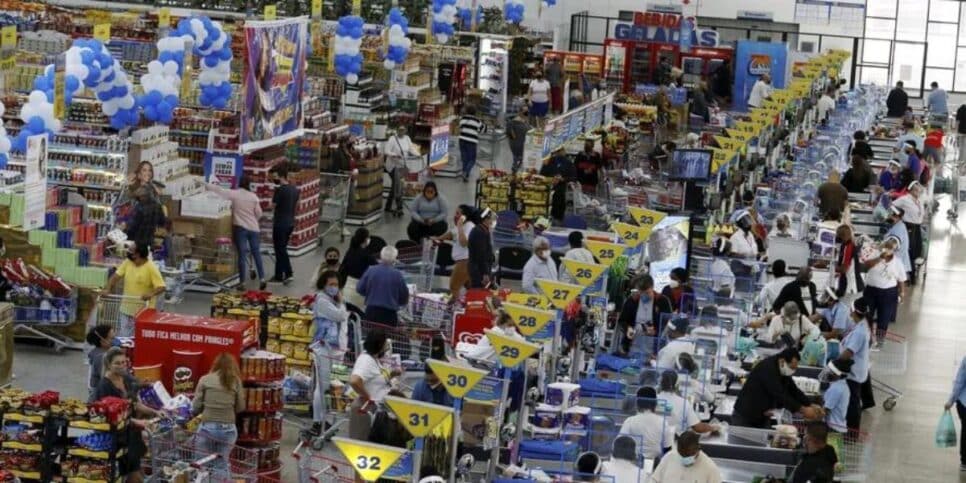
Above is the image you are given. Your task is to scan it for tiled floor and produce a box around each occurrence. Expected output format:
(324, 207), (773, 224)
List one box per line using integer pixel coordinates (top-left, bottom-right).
(10, 145), (966, 480)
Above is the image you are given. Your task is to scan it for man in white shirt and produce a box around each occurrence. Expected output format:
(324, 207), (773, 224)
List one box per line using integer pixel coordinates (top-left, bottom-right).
(561, 231), (596, 284)
(758, 260), (795, 310)
(650, 431), (722, 483)
(620, 386), (674, 460)
(383, 127), (420, 214)
(601, 435), (648, 482)
(521, 236), (558, 293)
(747, 73), (772, 108)
(817, 86), (836, 121)
(657, 317), (695, 369)
(658, 370), (720, 436)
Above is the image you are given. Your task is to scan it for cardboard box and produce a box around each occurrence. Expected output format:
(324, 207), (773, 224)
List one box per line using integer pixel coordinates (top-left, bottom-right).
(170, 215), (232, 239)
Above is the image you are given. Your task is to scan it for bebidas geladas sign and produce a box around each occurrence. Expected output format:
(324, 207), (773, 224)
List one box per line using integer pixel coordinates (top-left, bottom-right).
(614, 11), (719, 47)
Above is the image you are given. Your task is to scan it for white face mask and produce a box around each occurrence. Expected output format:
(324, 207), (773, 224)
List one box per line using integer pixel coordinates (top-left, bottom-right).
(668, 280), (680, 289)
(537, 249), (549, 260)
(779, 361), (796, 377)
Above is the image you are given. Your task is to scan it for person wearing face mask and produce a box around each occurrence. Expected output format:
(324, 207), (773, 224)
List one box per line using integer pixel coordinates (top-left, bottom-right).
(433, 205), (477, 297)
(862, 236), (906, 347)
(540, 147), (577, 221)
(834, 224), (863, 296)
(267, 166), (299, 284)
(338, 228), (377, 310)
(463, 311), (523, 362)
(878, 159), (904, 192)
(789, 422), (839, 483)
(812, 287), (851, 339)
(821, 358), (854, 434)
(309, 270), (350, 436)
(900, 140), (924, 179)
(85, 324), (116, 398)
(747, 72), (772, 109)
(616, 274), (672, 357)
(771, 213), (794, 238)
(661, 267), (695, 313)
(884, 205), (911, 276)
(657, 370), (720, 436)
(468, 208), (497, 288)
(754, 301), (821, 347)
(575, 139), (604, 194)
(892, 181), (926, 283)
(728, 210), (761, 292)
(732, 348), (824, 428)
(772, 266), (818, 316)
(407, 181), (450, 242)
(522, 236), (557, 294)
(650, 430), (721, 483)
(710, 238), (736, 296)
(357, 247), (410, 326)
(528, 69), (552, 124)
(656, 317), (695, 369)
(384, 126), (419, 213)
(348, 330), (398, 440)
(411, 365), (454, 407)
(106, 241), (167, 338)
(836, 298), (874, 428)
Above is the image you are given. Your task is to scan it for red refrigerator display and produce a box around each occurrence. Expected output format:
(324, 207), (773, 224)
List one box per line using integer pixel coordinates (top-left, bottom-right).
(604, 39), (733, 93)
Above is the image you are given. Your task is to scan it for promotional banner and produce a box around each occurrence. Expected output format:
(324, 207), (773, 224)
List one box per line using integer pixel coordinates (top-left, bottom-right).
(645, 215), (691, 292)
(242, 18), (309, 152)
(203, 152), (243, 189)
(429, 124), (449, 169)
(732, 40), (789, 112)
(23, 134), (47, 230)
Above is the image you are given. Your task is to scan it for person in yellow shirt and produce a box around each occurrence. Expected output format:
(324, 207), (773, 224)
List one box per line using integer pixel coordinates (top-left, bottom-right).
(106, 241), (166, 337)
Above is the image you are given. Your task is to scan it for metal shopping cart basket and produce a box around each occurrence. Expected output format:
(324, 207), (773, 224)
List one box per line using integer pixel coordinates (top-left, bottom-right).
(870, 331), (907, 411)
(320, 172), (353, 242)
(402, 292), (454, 331)
(355, 320), (449, 381)
(148, 427), (259, 482)
(396, 241), (438, 293)
(294, 448), (356, 483)
(88, 294), (149, 338)
(12, 288), (79, 352)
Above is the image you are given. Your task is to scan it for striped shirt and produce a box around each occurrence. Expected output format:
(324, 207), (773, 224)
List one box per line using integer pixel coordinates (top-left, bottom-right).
(459, 115), (487, 144)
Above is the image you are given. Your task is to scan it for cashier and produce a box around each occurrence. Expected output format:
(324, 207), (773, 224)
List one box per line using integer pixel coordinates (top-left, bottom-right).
(656, 317), (695, 369)
(878, 160), (904, 192)
(731, 348), (825, 428)
(539, 148), (577, 221)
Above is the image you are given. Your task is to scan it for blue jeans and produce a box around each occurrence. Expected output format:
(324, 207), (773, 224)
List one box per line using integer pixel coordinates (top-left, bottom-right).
(234, 226), (264, 281)
(460, 140), (477, 178)
(197, 422), (237, 479)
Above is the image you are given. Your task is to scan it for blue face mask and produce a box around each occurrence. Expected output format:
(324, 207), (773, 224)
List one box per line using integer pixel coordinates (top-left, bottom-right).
(681, 455), (696, 467)
(111, 337), (122, 347)
(324, 287), (339, 297)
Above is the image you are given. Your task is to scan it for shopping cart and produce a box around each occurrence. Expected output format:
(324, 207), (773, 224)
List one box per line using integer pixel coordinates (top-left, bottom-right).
(396, 241), (438, 293)
(289, 339), (357, 451)
(88, 294), (150, 338)
(319, 172), (353, 242)
(569, 182), (622, 230)
(293, 447), (355, 483)
(830, 429), (873, 482)
(148, 427), (259, 482)
(870, 331), (907, 411)
(402, 292), (454, 331)
(11, 289), (79, 352)
(355, 320), (449, 382)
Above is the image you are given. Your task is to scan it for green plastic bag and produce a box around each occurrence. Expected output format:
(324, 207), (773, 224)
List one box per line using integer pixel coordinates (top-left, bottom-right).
(936, 410), (957, 448)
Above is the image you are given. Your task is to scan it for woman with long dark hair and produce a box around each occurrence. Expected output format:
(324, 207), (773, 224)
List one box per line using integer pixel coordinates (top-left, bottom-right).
(338, 228), (377, 309)
(192, 353), (245, 479)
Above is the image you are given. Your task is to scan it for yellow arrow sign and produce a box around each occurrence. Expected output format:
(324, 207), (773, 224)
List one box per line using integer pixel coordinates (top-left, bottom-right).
(502, 302), (555, 336)
(712, 148), (737, 172)
(158, 8), (170, 29)
(560, 259), (607, 287)
(714, 135), (744, 152)
(264, 4), (277, 20)
(505, 293), (551, 309)
(1, 26), (16, 50)
(611, 221), (649, 248)
(426, 359), (488, 399)
(628, 206), (667, 227)
(584, 239), (627, 267)
(311, 0), (323, 18)
(734, 121), (759, 136)
(485, 329), (541, 368)
(726, 129), (753, 144)
(384, 396), (453, 438)
(333, 437), (408, 482)
(535, 279), (584, 309)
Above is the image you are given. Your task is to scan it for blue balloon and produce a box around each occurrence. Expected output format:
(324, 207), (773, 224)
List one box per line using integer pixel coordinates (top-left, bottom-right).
(218, 82), (231, 96)
(147, 91), (163, 105)
(199, 92), (212, 106)
(87, 66), (101, 83)
(26, 117), (45, 133)
(218, 47), (232, 61)
(33, 77), (47, 91)
(204, 55), (220, 68)
(103, 71), (116, 84)
(158, 107), (173, 124)
(44, 90), (53, 102)
(144, 105), (158, 121)
(80, 50), (95, 65)
(11, 132), (27, 153)
(0, 153), (8, 169)
(109, 116), (126, 130)
(212, 97), (227, 109)
(65, 75), (79, 93)
(163, 95), (178, 107)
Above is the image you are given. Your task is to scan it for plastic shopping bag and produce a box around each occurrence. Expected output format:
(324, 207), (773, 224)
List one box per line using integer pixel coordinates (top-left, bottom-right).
(936, 410), (957, 448)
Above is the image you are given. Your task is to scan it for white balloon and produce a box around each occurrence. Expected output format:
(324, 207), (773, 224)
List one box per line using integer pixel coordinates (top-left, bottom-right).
(190, 19), (208, 46)
(28, 91), (46, 105)
(50, 119), (62, 133)
(118, 95), (134, 110)
(346, 73), (359, 84)
(102, 99), (119, 116)
(162, 61), (179, 76)
(384, 59), (396, 70)
(0, 102), (6, 117)
(0, 137), (10, 154)
(437, 34), (450, 43)
(147, 60), (163, 75)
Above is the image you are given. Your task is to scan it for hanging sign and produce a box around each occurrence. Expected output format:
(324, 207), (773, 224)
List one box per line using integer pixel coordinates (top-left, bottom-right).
(611, 222), (649, 248)
(628, 206), (667, 231)
(333, 438), (408, 482)
(561, 259), (607, 287)
(501, 302), (555, 337)
(353, 0), (362, 16)
(726, 129), (753, 144)
(158, 8), (171, 31)
(384, 396), (453, 438)
(311, 0), (323, 17)
(485, 329), (541, 368)
(714, 135), (744, 152)
(1, 26), (15, 51)
(505, 293), (550, 309)
(264, 4), (277, 20)
(711, 148), (737, 172)
(734, 121), (759, 136)
(583, 240), (627, 267)
(535, 279), (583, 309)
(426, 359), (488, 399)
(93, 24), (110, 42)
(53, 59), (65, 120)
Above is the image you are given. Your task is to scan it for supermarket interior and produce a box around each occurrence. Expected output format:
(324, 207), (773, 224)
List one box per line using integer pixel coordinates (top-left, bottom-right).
(0, 0), (964, 482)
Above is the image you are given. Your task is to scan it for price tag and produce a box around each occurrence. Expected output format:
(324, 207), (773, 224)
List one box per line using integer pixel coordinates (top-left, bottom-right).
(1, 26), (16, 51)
(584, 240), (627, 267)
(505, 293), (550, 309)
(611, 221), (649, 248)
(628, 207), (666, 232)
(311, 0), (323, 18)
(501, 302), (555, 336)
(485, 329), (540, 368)
(264, 4), (277, 20)
(560, 259), (607, 287)
(158, 8), (170, 29)
(426, 359), (488, 399)
(384, 396), (453, 438)
(93, 24), (111, 42)
(333, 437), (408, 482)
(535, 279), (583, 309)
(53, 70), (65, 120)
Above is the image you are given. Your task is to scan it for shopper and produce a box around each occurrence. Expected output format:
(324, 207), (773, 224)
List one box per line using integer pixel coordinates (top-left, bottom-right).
(709, 238), (736, 295)
(661, 267), (695, 314)
(600, 435), (644, 482)
(649, 431), (721, 483)
(834, 224), (863, 296)
(817, 170), (849, 218)
(564, 231), (595, 263)
(756, 302), (821, 347)
(568, 88), (584, 110)
(268, 165), (299, 284)
(728, 210), (760, 292)
(467, 208), (496, 288)
(711, 59), (732, 105)
(348, 330), (395, 440)
(458, 105), (487, 182)
(885, 205), (912, 277)
(886, 81), (908, 118)
(924, 125), (945, 165)
(945, 355), (966, 471)
(528, 70), (552, 124)
(822, 358), (854, 433)
(927, 81), (949, 117)
(92, 347), (160, 482)
(840, 155), (876, 193)
(106, 241), (167, 337)
(192, 353), (245, 479)
(85, 324), (115, 396)
(849, 130), (875, 160)
(747, 73), (772, 109)
(356, 246), (410, 326)
(900, 140), (925, 180)
(407, 181), (449, 242)
(539, 147), (577, 221)
(817, 86), (836, 121)
(690, 81), (711, 123)
(772, 266), (818, 316)
(957, 103), (966, 164)
(463, 311), (523, 362)
(619, 386), (673, 460)
(656, 317), (694, 369)
(506, 109), (530, 172)
(310, 270), (349, 436)
(862, 236), (906, 345)
(433, 205), (476, 297)
(522, 236), (557, 294)
(207, 176), (266, 290)
(658, 370), (719, 436)
(125, 185), (165, 250)
(814, 287), (851, 339)
(338, 228), (376, 310)
(312, 247), (341, 287)
(732, 348), (824, 428)
(384, 126), (419, 215)
(892, 181), (926, 282)
(836, 298), (874, 429)
(758, 260), (794, 310)
(789, 422), (839, 483)
(411, 365), (454, 407)
(616, 274), (672, 356)
(575, 139), (603, 194)
(878, 160), (904, 192)
(546, 57), (563, 114)
(895, 121), (924, 153)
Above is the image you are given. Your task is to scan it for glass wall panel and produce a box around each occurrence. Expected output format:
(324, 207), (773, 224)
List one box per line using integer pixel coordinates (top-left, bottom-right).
(927, 23), (957, 67)
(896, 0), (928, 41)
(865, 18), (895, 40)
(867, 0), (897, 18)
(930, 0), (959, 22)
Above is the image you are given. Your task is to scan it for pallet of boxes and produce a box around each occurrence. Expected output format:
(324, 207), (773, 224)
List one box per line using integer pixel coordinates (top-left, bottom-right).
(167, 192), (236, 285)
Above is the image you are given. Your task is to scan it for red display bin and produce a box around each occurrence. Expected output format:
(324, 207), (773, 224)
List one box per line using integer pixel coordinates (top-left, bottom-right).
(133, 309), (259, 393)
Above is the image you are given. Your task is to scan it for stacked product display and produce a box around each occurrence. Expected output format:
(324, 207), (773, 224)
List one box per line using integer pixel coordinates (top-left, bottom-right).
(475, 170), (552, 221)
(238, 351), (285, 480)
(346, 140), (385, 225)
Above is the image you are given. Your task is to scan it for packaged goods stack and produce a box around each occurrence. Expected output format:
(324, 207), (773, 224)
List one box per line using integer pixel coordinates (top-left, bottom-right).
(304, 77), (344, 124)
(476, 170), (513, 214)
(128, 126), (204, 204)
(317, 126), (353, 173)
(346, 140), (385, 225)
(167, 200), (236, 286)
(343, 74), (387, 140)
(238, 351), (285, 481)
(266, 311), (314, 372)
(288, 131), (322, 170)
(514, 173), (553, 220)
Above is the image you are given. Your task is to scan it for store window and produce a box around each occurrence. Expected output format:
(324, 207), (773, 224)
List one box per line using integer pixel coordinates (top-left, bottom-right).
(925, 68), (954, 91)
(929, 0), (959, 23)
(862, 39), (892, 64)
(859, 66), (890, 86)
(954, 49), (966, 91)
(896, 0), (928, 41)
(927, 23), (957, 68)
(866, 0), (897, 18)
(865, 18), (895, 40)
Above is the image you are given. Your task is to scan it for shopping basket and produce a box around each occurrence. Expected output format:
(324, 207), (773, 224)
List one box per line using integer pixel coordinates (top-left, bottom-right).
(12, 289), (79, 352)
(148, 427), (259, 482)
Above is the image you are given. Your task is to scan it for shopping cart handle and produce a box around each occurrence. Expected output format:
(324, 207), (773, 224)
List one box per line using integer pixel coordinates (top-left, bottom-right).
(191, 453), (220, 468)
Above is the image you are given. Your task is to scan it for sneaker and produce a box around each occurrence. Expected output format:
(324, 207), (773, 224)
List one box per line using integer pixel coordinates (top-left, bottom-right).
(283, 275), (295, 285)
(259, 280), (267, 291)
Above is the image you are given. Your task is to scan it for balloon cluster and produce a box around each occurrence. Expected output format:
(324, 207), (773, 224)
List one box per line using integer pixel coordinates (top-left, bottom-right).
(383, 8), (412, 70)
(0, 102), (10, 168)
(431, 0), (458, 44)
(138, 60), (181, 124)
(173, 17), (233, 109)
(542, 0), (557, 7)
(334, 16), (364, 84)
(505, 0), (526, 24)
(458, 6), (483, 30)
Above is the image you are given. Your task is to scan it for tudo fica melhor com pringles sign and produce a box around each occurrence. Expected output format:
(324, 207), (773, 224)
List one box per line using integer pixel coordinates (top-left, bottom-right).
(614, 11), (720, 47)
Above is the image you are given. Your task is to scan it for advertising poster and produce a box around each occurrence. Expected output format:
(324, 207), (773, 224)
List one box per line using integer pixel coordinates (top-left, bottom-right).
(203, 153), (243, 188)
(23, 134), (47, 230)
(732, 40), (789, 112)
(242, 18), (308, 151)
(645, 215), (691, 292)
(429, 124), (450, 168)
